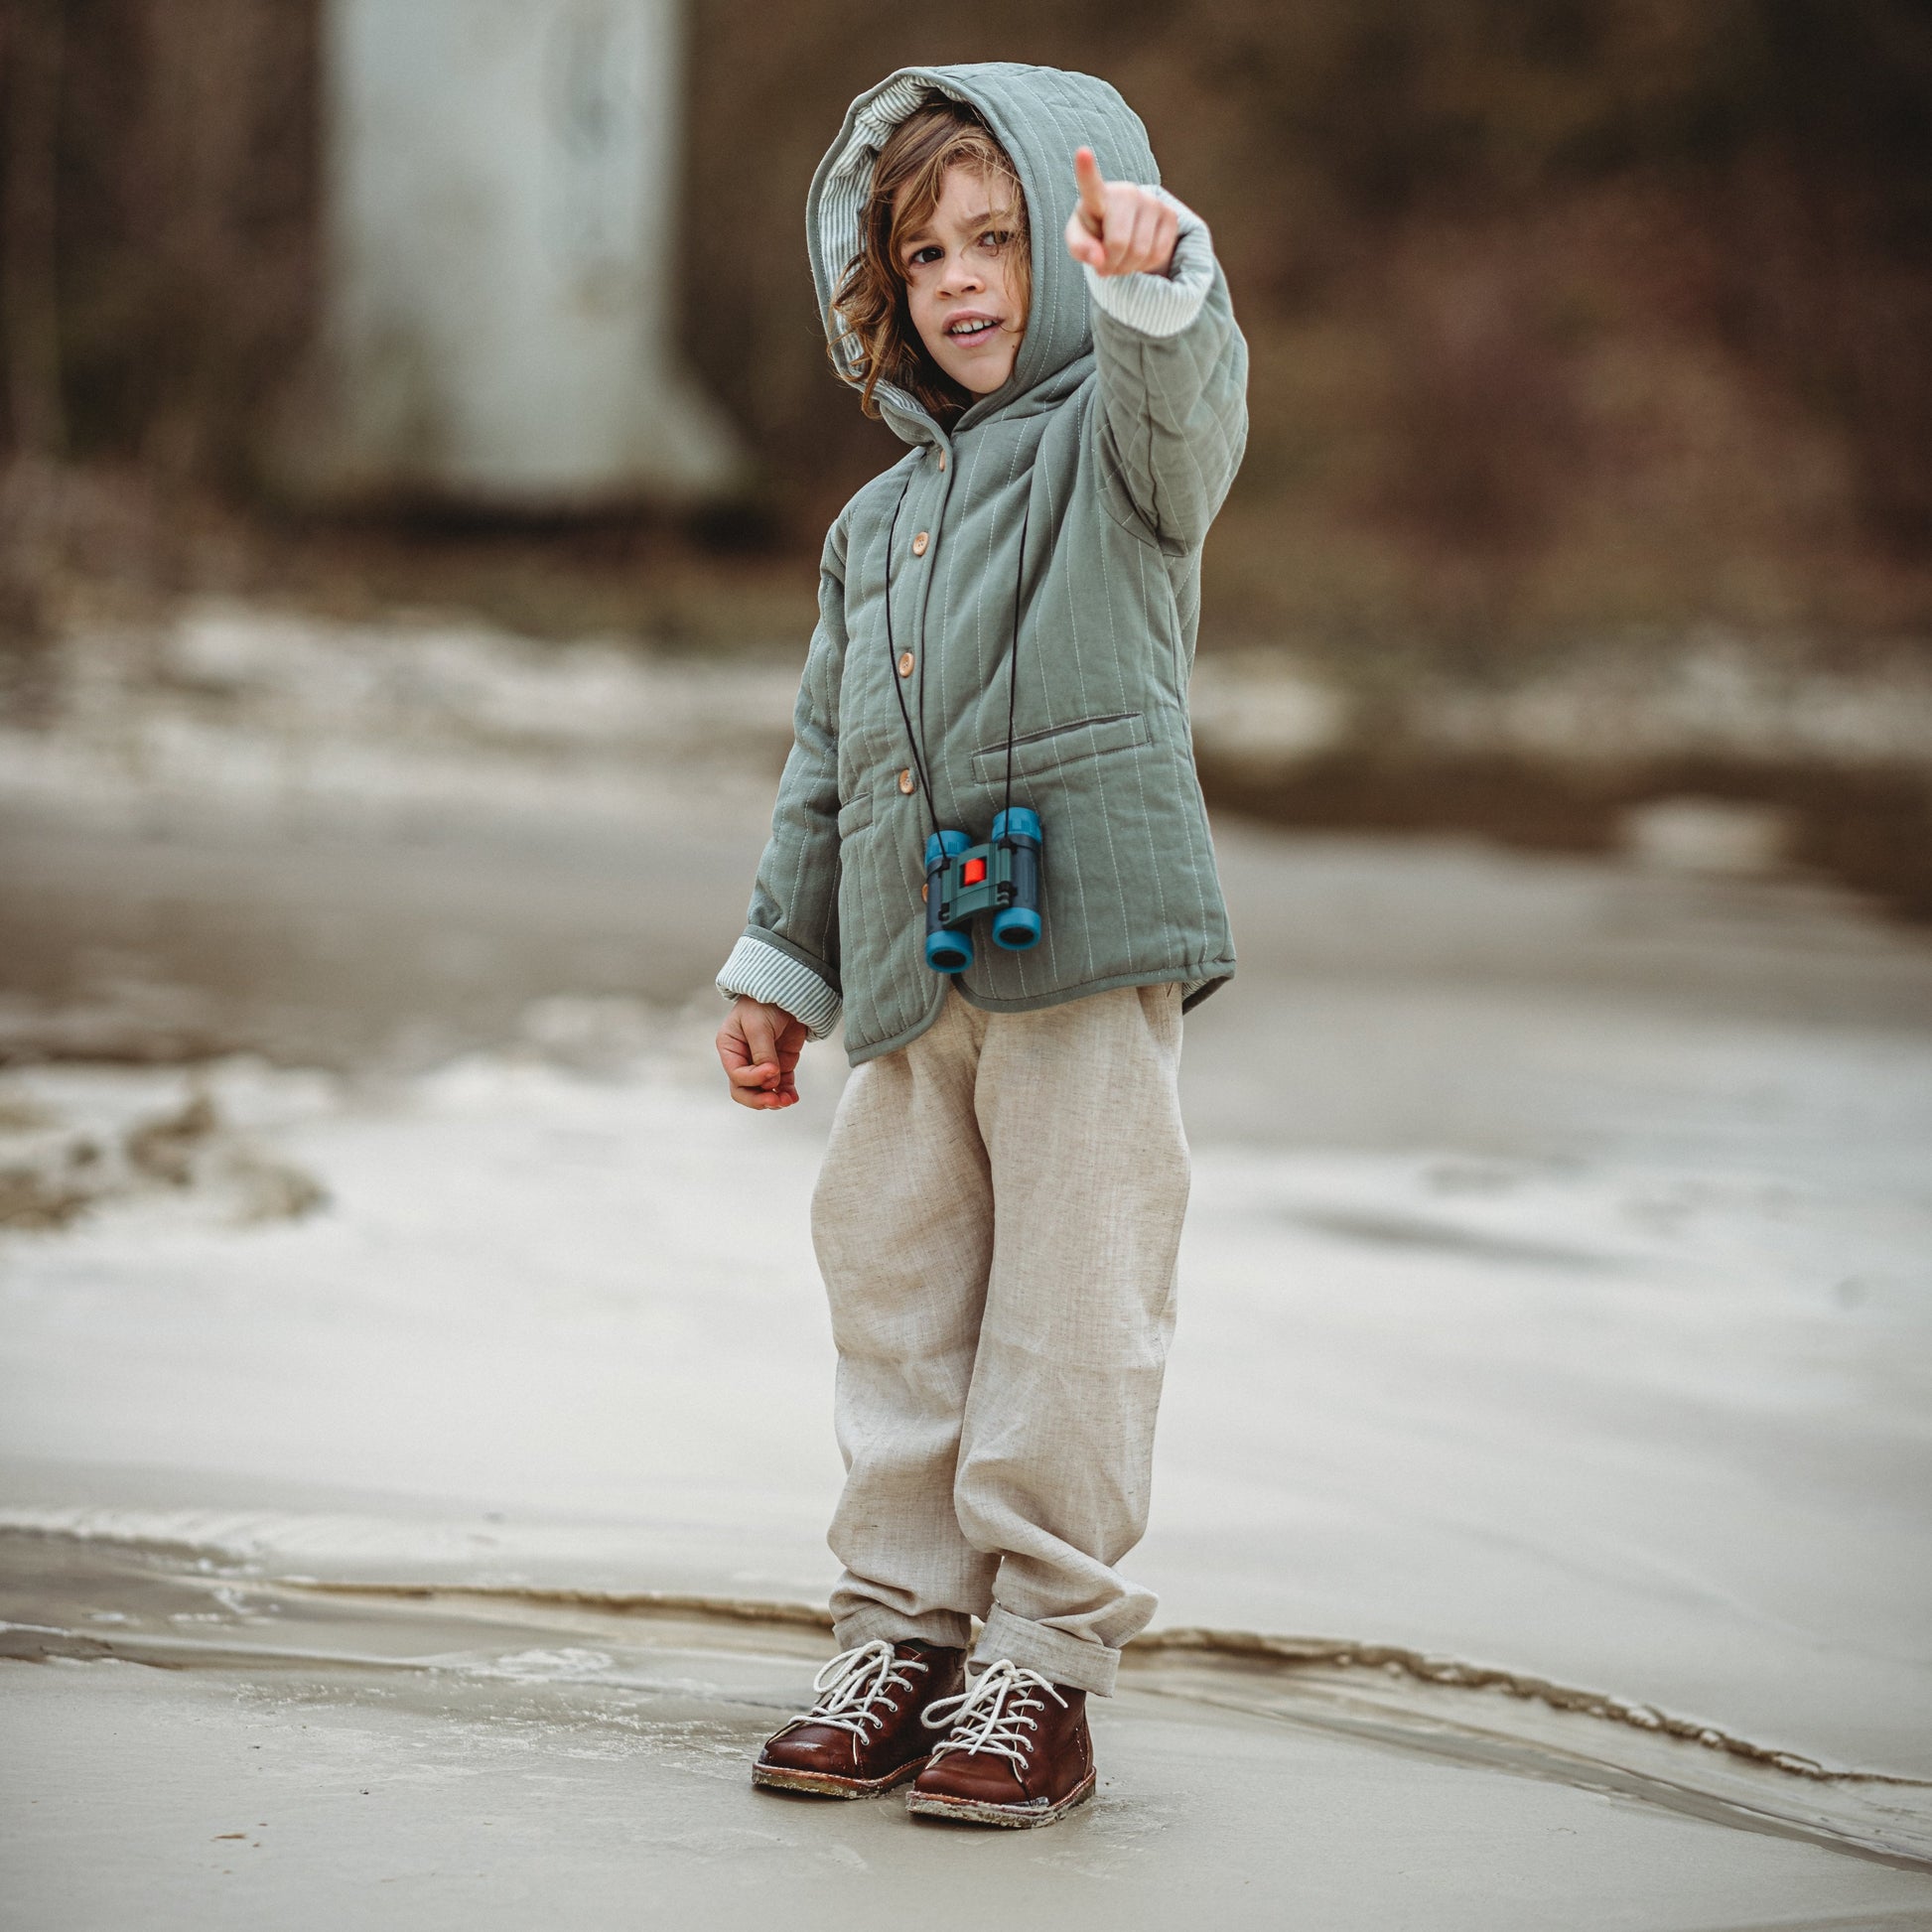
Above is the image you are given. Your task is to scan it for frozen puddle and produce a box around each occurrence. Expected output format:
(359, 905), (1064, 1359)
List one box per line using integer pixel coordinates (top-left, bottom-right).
(6, 1538), (1932, 1932)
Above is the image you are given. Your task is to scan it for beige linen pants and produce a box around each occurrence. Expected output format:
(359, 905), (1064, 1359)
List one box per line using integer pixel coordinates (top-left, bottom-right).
(812, 982), (1189, 1697)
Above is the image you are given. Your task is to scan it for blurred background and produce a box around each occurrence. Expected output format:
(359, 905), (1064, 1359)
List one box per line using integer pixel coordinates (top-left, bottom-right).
(2, 0), (1930, 918)
(4, 10), (1932, 1913)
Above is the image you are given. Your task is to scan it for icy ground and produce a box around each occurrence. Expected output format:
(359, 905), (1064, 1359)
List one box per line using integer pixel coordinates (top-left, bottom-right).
(2, 606), (1931, 1926)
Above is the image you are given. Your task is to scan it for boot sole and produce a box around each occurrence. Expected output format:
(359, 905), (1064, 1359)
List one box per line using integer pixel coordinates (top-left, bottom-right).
(904, 1769), (1098, 1829)
(752, 1755), (928, 1800)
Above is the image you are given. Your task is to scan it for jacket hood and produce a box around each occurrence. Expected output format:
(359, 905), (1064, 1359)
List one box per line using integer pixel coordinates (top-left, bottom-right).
(806, 63), (1161, 446)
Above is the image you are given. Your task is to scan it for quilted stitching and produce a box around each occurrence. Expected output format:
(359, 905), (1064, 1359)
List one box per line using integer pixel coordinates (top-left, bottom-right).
(721, 65), (1247, 1062)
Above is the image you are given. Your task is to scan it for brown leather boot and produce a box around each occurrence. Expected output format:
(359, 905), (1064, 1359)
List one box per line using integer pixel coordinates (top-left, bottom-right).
(753, 1638), (966, 1798)
(906, 1659), (1096, 1827)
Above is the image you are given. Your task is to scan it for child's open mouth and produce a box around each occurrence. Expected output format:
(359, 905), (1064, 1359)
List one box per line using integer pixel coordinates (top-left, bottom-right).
(947, 317), (1000, 343)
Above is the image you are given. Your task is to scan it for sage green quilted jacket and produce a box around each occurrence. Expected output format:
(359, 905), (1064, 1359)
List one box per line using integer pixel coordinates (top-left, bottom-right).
(718, 63), (1248, 1065)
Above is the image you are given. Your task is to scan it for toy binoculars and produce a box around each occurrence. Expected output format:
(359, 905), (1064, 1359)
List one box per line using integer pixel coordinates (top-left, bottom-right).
(923, 807), (1043, 974)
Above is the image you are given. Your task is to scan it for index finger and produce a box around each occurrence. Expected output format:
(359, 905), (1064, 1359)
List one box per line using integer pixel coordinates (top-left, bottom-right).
(1073, 145), (1107, 224)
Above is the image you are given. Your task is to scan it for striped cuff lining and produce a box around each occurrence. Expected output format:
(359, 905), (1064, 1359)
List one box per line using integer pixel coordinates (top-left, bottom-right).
(1082, 187), (1213, 340)
(716, 935), (843, 1041)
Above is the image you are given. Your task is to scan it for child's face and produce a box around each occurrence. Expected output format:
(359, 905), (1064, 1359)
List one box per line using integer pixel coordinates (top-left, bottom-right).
(897, 163), (1029, 398)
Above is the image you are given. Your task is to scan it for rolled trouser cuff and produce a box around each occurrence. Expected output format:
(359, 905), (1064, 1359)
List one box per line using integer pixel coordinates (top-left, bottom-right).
(831, 1602), (975, 1654)
(972, 1604), (1120, 1698)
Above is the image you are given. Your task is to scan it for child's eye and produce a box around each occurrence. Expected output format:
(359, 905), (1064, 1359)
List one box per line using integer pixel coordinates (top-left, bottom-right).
(907, 245), (942, 268)
(980, 230), (1013, 250)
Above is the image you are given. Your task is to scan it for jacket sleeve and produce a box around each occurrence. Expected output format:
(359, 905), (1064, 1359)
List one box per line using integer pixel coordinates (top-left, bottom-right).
(1086, 188), (1249, 552)
(715, 521), (849, 1040)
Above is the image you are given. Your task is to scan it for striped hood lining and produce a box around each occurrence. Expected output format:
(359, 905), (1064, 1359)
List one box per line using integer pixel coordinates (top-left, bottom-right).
(805, 63), (1163, 446)
(814, 71), (970, 410)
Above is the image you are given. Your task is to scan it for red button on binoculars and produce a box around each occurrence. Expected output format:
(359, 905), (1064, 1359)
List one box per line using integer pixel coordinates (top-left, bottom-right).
(961, 857), (987, 885)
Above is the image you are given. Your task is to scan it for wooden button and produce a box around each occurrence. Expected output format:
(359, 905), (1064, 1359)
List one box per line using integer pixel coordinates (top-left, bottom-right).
(898, 768), (915, 794)
(897, 651), (914, 677)
(911, 530), (929, 556)
(938, 451), (947, 471)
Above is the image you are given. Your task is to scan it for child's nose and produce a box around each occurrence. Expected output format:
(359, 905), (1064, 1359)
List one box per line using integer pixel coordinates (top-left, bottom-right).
(939, 250), (984, 295)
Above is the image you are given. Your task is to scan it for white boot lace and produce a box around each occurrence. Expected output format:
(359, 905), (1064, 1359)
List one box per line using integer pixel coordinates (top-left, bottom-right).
(920, 1658), (1066, 1770)
(786, 1639), (930, 1739)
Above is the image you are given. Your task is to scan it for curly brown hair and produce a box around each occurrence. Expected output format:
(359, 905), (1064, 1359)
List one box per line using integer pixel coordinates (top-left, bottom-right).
(829, 97), (1032, 422)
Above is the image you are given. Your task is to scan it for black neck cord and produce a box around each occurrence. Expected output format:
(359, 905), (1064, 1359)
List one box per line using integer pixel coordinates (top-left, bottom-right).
(883, 487), (942, 841)
(1001, 495), (1032, 837)
(883, 466), (1031, 849)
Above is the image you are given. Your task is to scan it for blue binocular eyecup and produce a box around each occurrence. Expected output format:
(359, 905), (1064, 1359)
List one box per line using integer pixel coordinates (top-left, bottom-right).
(989, 807), (1043, 952)
(923, 830), (974, 973)
(923, 807), (1043, 975)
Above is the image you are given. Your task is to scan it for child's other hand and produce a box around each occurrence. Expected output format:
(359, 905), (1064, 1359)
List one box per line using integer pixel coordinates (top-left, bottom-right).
(716, 996), (808, 1110)
(1065, 145), (1178, 279)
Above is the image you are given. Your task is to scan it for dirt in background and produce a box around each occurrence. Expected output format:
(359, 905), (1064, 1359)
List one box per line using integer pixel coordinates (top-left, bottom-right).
(1198, 749), (1932, 923)
(3, 0), (1930, 654)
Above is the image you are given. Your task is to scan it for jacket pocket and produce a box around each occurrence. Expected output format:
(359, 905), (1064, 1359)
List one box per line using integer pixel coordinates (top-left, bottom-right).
(969, 711), (1150, 786)
(837, 791), (877, 837)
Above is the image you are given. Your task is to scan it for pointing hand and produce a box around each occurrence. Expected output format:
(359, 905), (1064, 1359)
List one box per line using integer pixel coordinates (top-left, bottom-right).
(1064, 145), (1179, 279)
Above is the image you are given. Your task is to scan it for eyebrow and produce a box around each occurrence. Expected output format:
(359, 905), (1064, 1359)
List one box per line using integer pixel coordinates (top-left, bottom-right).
(899, 210), (1008, 255)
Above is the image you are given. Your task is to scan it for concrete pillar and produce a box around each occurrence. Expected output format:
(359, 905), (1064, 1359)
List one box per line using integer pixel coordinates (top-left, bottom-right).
(299, 0), (742, 508)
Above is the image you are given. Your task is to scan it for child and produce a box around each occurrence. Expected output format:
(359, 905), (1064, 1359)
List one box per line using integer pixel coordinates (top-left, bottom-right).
(714, 63), (1246, 1828)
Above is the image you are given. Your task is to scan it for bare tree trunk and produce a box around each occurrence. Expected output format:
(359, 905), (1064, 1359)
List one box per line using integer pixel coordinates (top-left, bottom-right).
(3, 0), (67, 459)
(131, 0), (262, 598)
(0, 0), (69, 688)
